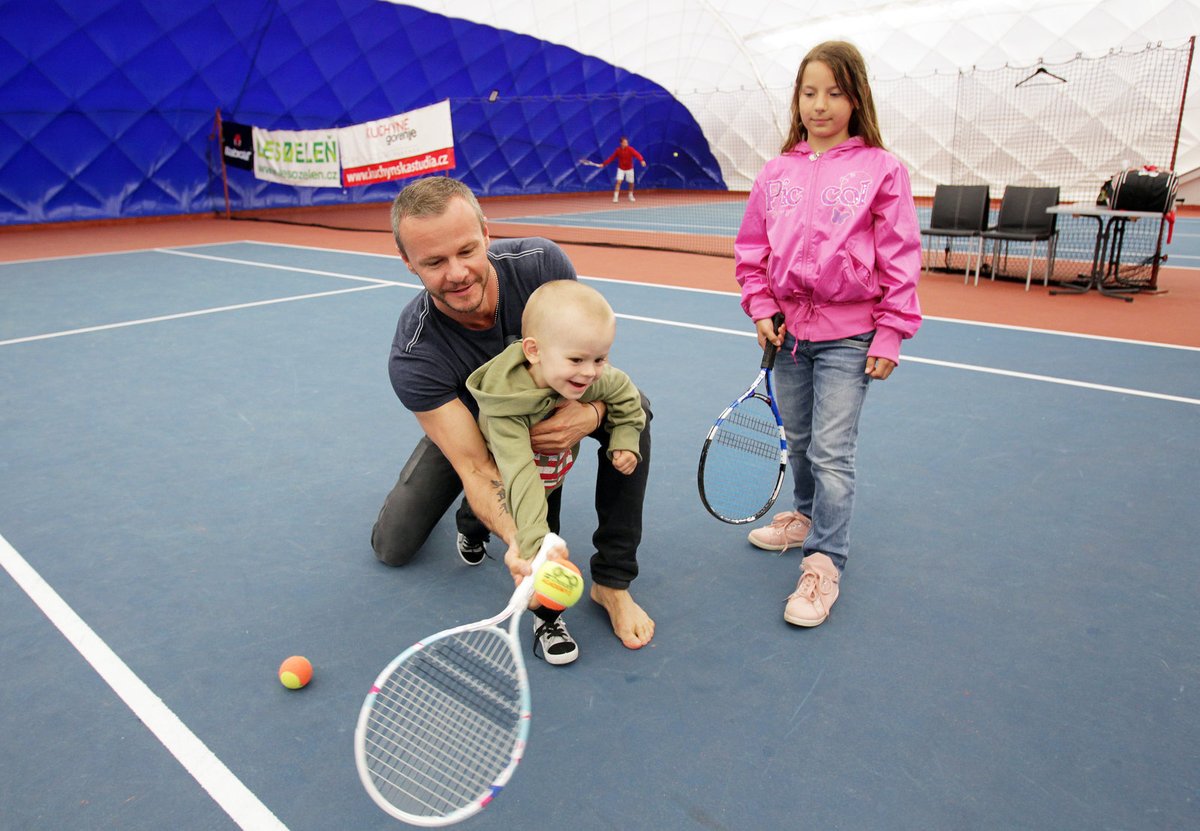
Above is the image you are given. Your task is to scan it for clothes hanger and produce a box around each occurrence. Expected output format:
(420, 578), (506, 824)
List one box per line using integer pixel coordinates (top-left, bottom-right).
(1015, 66), (1067, 87)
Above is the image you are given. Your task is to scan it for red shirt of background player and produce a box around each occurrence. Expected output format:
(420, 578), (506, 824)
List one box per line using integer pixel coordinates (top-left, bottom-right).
(603, 144), (645, 170)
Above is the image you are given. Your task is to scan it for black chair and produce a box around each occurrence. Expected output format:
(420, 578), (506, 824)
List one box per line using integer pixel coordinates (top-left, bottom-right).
(920, 184), (990, 283)
(976, 186), (1061, 290)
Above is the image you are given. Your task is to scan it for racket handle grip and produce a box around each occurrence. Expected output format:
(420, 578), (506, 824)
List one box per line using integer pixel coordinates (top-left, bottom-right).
(514, 532), (566, 608)
(761, 313), (786, 369)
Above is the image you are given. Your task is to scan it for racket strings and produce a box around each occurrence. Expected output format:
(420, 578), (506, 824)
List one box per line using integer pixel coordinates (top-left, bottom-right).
(724, 406), (783, 437)
(699, 395), (786, 523)
(712, 424), (780, 460)
(364, 664), (516, 812)
(363, 688), (503, 813)
(362, 629), (523, 818)
(414, 636), (522, 724)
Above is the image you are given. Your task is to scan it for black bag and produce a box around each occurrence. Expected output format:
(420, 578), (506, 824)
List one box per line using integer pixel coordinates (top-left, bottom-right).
(1097, 168), (1178, 213)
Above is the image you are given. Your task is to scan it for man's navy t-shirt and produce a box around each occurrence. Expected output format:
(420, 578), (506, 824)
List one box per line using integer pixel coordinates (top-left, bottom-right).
(388, 237), (575, 416)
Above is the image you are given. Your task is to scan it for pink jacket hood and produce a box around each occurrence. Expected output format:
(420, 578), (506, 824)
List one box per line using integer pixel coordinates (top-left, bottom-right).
(735, 137), (922, 363)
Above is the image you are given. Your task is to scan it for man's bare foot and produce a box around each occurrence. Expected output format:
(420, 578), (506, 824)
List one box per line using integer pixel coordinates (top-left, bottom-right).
(590, 584), (654, 649)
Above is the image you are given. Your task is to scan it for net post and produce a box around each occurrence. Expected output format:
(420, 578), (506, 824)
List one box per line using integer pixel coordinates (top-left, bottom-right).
(214, 108), (231, 220)
(1154, 36), (1193, 291)
(1169, 37), (1194, 174)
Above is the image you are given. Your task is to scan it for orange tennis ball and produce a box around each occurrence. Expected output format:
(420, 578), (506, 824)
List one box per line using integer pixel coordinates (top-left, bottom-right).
(533, 559), (584, 611)
(278, 655), (312, 690)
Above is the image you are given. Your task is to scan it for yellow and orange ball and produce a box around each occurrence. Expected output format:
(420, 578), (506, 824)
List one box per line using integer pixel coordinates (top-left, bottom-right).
(532, 560), (584, 611)
(278, 655), (313, 690)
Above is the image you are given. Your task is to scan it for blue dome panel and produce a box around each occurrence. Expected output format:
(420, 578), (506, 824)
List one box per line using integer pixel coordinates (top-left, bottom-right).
(0, 0), (725, 225)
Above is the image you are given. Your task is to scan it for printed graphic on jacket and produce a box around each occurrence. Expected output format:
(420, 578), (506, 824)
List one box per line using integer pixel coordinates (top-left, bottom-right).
(823, 171), (873, 224)
(765, 170), (874, 221)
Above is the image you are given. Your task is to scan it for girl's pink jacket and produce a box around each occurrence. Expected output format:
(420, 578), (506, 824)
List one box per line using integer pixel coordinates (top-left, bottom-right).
(735, 137), (923, 364)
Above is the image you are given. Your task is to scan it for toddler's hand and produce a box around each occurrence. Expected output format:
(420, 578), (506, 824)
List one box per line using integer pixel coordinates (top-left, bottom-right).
(611, 449), (638, 475)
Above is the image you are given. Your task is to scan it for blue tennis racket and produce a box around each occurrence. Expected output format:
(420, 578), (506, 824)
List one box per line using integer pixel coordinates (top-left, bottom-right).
(697, 314), (787, 524)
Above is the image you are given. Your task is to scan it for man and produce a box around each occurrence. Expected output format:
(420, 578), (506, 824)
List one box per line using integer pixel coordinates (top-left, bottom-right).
(602, 136), (647, 203)
(371, 176), (655, 651)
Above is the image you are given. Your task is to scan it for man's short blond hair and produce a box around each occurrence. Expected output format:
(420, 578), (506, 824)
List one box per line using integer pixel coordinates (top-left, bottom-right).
(390, 177), (486, 257)
(522, 280), (615, 342)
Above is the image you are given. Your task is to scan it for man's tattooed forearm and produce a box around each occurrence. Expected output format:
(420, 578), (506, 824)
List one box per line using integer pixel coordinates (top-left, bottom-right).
(490, 479), (510, 515)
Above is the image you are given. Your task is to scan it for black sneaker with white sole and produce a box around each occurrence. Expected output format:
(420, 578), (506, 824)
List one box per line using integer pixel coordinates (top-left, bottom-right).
(455, 533), (487, 566)
(532, 616), (579, 665)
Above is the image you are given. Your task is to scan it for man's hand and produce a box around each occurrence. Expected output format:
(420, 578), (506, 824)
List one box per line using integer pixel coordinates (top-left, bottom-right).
(502, 542), (527, 587)
(529, 400), (602, 454)
(504, 537), (570, 587)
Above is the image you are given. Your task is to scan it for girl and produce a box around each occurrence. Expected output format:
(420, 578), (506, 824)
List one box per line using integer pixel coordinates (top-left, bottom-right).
(735, 41), (922, 627)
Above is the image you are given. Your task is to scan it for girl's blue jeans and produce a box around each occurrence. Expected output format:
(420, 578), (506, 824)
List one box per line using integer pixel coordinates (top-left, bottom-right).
(771, 331), (874, 572)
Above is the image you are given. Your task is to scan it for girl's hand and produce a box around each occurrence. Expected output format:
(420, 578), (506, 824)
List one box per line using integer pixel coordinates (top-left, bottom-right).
(756, 315), (785, 350)
(610, 449), (638, 475)
(865, 356), (896, 380)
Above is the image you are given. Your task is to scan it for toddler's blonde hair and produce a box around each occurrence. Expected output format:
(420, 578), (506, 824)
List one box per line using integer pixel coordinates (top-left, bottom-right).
(522, 281), (615, 343)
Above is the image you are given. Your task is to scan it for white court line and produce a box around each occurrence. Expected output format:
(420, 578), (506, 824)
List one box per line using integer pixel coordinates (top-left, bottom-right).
(0, 240), (241, 266)
(0, 531), (289, 831)
(901, 355), (1200, 406)
(237, 239), (398, 260)
(0, 245), (1195, 826)
(505, 216), (736, 234)
(583, 273), (738, 298)
(0, 284), (391, 347)
(614, 313), (1200, 407)
(7, 241), (1198, 345)
(919, 314), (1200, 352)
(0, 244), (427, 346)
(3, 246), (1195, 402)
(594, 277), (1200, 352)
(154, 247), (408, 285)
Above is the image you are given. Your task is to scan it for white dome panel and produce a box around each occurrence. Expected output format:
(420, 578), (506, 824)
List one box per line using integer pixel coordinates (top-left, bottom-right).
(391, 0), (1199, 185)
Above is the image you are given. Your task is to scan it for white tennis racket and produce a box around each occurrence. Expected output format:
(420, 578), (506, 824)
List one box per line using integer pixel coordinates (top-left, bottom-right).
(577, 157), (603, 168)
(354, 533), (565, 826)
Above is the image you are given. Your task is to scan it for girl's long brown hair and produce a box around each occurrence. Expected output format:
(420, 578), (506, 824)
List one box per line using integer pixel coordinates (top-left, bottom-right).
(780, 41), (885, 154)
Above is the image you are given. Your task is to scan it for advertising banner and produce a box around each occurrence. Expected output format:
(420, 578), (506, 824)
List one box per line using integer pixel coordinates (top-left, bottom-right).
(252, 127), (341, 187)
(338, 100), (455, 187)
(220, 120), (254, 171)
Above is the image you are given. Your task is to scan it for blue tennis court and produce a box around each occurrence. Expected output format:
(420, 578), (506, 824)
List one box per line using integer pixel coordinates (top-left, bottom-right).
(2, 240), (1198, 830)
(508, 201), (748, 236)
